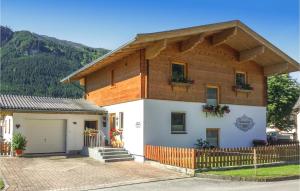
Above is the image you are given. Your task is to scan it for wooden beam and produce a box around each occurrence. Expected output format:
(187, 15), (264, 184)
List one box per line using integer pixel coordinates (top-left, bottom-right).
(179, 34), (205, 53)
(211, 27), (237, 46)
(239, 46), (265, 62)
(264, 63), (288, 76)
(145, 39), (167, 59)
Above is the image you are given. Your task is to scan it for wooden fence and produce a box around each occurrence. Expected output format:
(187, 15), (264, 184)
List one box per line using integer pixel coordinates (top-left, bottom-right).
(0, 141), (11, 156)
(145, 144), (300, 169)
(145, 145), (196, 169)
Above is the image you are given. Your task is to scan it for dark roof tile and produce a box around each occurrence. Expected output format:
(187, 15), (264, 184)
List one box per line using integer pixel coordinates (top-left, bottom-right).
(0, 94), (103, 114)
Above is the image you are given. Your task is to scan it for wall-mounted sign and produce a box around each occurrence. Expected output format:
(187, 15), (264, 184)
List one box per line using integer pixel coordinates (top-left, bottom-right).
(235, 114), (255, 132)
(136, 122), (141, 128)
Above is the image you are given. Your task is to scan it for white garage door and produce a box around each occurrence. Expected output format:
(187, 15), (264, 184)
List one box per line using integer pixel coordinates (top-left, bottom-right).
(24, 119), (66, 154)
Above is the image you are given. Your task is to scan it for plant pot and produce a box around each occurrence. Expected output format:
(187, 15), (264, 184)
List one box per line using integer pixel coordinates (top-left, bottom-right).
(15, 149), (23, 156)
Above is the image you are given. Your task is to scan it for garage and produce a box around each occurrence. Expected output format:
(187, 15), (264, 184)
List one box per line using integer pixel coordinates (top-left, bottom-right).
(24, 119), (67, 154)
(1, 94), (104, 154)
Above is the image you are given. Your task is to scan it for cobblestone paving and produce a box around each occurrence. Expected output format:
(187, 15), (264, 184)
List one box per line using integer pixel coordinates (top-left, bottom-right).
(0, 156), (185, 191)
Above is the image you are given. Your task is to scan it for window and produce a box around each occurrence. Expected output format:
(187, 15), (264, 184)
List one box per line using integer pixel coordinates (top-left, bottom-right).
(171, 62), (186, 82)
(235, 72), (246, 86)
(110, 70), (115, 86)
(206, 128), (219, 147)
(206, 86), (219, 106)
(119, 112), (124, 130)
(171, 112), (186, 133)
(84, 121), (98, 130)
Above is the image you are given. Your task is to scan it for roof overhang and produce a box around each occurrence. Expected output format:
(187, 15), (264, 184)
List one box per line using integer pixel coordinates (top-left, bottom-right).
(0, 108), (106, 115)
(61, 20), (300, 83)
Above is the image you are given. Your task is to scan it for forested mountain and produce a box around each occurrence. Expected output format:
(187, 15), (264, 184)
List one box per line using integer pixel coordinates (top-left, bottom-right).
(0, 26), (109, 98)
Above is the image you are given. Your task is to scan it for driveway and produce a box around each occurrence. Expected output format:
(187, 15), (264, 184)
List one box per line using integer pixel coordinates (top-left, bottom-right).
(0, 156), (185, 191)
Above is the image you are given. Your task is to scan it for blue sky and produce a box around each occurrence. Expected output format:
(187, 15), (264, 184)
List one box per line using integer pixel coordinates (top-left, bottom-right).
(1, 0), (299, 80)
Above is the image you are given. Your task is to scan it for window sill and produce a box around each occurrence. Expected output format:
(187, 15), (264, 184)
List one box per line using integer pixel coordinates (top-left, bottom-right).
(232, 86), (253, 93)
(171, 131), (187, 134)
(170, 82), (193, 87)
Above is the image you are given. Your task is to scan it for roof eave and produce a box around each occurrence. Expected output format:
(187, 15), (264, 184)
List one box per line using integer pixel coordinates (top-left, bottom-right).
(60, 38), (137, 83)
(0, 108), (106, 115)
(61, 20), (299, 82)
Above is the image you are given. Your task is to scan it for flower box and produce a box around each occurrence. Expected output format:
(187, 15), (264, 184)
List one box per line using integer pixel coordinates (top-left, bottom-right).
(202, 104), (230, 117)
(232, 84), (254, 93)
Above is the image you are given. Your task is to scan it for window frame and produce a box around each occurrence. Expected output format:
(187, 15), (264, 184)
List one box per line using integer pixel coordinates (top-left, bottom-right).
(171, 62), (187, 82)
(84, 120), (98, 130)
(206, 85), (220, 106)
(171, 112), (187, 134)
(206, 128), (220, 148)
(235, 71), (247, 86)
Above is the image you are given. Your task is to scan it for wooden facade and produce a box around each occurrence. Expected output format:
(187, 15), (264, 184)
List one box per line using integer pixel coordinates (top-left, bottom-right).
(85, 51), (142, 106)
(148, 39), (266, 106)
(85, 38), (267, 107)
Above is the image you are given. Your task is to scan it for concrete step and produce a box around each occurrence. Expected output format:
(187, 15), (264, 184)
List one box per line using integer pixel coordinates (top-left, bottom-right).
(100, 151), (129, 156)
(104, 157), (134, 162)
(99, 148), (126, 152)
(102, 154), (132, 159)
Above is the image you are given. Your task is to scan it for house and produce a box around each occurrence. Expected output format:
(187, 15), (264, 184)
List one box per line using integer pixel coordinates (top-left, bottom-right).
(293, 97), (300, 141)
(2, 20), (299, 161)
(61, 20), (299, 161)
(0, 94), (105, 154)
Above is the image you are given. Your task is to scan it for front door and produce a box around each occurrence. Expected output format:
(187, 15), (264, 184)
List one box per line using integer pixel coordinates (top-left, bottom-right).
(109, 113), (116, 144)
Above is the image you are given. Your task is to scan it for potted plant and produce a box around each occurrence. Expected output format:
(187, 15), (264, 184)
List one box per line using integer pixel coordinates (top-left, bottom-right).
(12, 133), (27, 156)
(110, 128), (123, 148)
(221, 105), (230, 113)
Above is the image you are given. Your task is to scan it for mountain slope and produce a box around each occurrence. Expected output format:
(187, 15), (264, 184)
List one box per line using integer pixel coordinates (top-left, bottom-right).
(0, 26), (109, 98)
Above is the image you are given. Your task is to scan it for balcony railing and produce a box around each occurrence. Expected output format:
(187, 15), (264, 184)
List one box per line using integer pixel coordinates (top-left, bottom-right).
(83, 130), (106, 148)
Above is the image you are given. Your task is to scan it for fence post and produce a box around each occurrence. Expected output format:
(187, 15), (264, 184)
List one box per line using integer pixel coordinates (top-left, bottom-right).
(253, 148), (257, 176)
(192, 149), (196, 169)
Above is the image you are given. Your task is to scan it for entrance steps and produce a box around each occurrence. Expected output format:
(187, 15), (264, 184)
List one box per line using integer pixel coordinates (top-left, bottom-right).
(82, 147), (134, 162)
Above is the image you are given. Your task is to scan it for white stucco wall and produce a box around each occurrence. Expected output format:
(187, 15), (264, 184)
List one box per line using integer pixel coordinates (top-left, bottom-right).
(103, 99), (266, 162)
(144, 99), (266, 148)
(12, 112), (100, 153)
(103, 100), (144, 162)
(1, 115), (13, 141)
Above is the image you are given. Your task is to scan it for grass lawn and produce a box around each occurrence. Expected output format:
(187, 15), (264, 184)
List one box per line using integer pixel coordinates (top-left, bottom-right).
(205, 165), (300, 178)
(0, 178), (4, 190)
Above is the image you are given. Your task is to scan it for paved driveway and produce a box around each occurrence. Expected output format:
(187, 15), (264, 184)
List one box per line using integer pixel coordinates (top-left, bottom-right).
(0, 156), (185, 191)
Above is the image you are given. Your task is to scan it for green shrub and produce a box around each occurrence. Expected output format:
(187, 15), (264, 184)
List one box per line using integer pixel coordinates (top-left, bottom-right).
(0, 178), (4, 190)
(12, 133), (27, 150)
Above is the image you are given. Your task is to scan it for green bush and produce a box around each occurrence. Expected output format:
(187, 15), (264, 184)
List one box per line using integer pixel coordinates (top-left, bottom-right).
(0, 178), (4, 190)
(12, 133), (27, 150)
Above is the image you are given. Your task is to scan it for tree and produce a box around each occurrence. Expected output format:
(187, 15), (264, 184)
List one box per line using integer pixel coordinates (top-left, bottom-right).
(267, 74), (300, 130)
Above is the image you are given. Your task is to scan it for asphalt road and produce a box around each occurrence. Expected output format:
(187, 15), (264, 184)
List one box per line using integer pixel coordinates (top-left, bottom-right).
(95, 177), (300, 191)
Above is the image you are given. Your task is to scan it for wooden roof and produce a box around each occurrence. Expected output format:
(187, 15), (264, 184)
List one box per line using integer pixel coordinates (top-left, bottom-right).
(61, 20), (299, 83)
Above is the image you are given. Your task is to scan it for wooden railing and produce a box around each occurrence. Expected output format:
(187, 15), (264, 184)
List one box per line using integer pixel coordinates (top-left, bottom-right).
(0, 141), (11, 156)
(83, 131), (105, 148)
(145, 144), (300, 169)
(145, 145), (196, 169)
